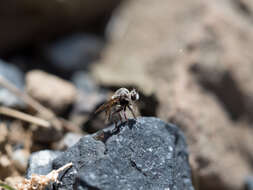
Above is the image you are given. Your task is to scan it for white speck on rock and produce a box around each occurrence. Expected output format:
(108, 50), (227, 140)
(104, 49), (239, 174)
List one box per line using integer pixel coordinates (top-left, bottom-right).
(89, 173), (96, 180)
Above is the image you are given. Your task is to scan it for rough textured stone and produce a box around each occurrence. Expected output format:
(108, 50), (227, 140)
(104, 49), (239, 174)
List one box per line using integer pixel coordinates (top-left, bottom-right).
(26, 70), (77, 113)
(0, 60), (25, 107)
(52, 117), (194, 190)
(91, 0), (253, 189)
(26, 150), (61, 178)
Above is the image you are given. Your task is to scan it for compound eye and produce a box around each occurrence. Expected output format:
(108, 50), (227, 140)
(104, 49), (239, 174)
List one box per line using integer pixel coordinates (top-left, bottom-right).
(131, 91), (139, 101)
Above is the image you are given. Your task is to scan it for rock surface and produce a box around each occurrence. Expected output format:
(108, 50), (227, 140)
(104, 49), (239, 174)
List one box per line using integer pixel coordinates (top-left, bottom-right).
(27, 117), (194, 190)
(0, 60), (25, 107)
(26, 150), (61, 178)
(51, 117), (194, 190)
(26, 70), (77, 113)
(55, 132), (83, 150)
(91, 0), (253, 189)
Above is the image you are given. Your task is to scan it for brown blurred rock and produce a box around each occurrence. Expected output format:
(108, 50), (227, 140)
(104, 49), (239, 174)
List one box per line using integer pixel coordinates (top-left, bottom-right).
(91, 0), (253, 189)
(8, 121), (32, 150)
(0, 123), (8, 146)
(0, 0), (121, 54)
(12, 149), (30, 173)
(0, 154), (15, 179)
(26, 70), (77, 113)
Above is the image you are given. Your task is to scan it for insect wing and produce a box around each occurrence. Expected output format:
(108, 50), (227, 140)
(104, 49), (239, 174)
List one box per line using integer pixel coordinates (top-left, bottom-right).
(94, 98), (119, 114)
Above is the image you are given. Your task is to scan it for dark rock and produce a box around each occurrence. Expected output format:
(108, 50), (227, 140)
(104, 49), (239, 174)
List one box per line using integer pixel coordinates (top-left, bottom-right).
(26, 150), (61, 178)
(0, 60), (25, 107)
(245, 176), (253, 190)
(52, 117), (194, 190)
(190, 62), (247, 120)
(32, 126), (63, 144)
(44, 34), (104, 73)
(0, 0), (120, 54)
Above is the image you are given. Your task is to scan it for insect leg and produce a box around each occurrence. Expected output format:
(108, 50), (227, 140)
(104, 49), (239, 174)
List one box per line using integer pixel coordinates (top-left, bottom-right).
(111, 108), (123, 132)
(118, 112), (123, 123)
(127, 105), (136, 119)
(106, 107), (112, 123)
(124, 112), (128, 121)
(112, 121), (119, 133)
(110, 107), (123, 122)
(123, 106), (128, 121)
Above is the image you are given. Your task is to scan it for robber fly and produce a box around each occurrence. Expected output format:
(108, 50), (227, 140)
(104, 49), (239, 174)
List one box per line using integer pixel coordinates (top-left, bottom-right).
(95, 88), (139, 129)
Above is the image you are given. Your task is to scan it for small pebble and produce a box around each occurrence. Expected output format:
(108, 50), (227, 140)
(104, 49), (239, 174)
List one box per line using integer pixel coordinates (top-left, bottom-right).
(12, 149), (30, 173)
(0, 59), (25, 107)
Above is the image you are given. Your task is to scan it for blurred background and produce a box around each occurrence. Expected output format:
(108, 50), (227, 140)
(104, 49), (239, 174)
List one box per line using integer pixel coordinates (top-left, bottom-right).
(0, 0), (253, 189)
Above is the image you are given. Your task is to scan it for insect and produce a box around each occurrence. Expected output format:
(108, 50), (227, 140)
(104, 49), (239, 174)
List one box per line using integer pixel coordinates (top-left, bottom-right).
(95, 88), (139, 129)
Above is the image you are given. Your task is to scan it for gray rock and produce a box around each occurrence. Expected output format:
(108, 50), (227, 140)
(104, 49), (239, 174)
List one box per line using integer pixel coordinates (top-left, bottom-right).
(245, 176), (253, 190)
(56, 132), (83, 150)
(44, 34), (104, 72)
(70, 71), (107, 132)
(71, 71), (107, 114)
(0, 60), (25, 107)
(72, 71), (97, 93)
(52, 117), (194, 190)
(26, 150), (61, 178)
